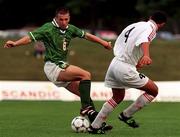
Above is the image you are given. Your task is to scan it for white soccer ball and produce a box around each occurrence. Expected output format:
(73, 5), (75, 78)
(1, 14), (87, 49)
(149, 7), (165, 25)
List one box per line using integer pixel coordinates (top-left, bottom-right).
(71, 116), (90, 133)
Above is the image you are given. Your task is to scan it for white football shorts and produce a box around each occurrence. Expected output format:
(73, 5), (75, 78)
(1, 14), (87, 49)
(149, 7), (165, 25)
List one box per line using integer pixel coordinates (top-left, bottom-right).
(105, 57), (149, 89)
(44, 61), (70, 87)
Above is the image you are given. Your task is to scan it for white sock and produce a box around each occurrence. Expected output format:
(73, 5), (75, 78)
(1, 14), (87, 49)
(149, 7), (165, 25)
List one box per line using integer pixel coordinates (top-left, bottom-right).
(123, 93), (155, 117)
(91, 98), (117, 128)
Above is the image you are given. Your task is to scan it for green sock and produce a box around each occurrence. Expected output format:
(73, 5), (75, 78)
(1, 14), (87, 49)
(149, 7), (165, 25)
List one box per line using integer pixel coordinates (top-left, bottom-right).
(79, 80), (91, 108)
(90, 98), (95, 110)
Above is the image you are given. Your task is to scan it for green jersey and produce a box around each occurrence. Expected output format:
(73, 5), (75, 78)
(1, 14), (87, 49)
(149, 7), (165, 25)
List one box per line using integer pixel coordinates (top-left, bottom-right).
(28, 20), (85, 67)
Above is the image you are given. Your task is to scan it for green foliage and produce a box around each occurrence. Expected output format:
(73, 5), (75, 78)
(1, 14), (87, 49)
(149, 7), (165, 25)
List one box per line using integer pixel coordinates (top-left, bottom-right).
(136, 0), (180, 33)
(1, 38), (180, 81)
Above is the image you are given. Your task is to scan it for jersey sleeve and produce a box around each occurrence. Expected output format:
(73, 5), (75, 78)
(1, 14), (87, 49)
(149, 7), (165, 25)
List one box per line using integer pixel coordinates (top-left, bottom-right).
(135, 27), (156, 46)
(71, 25), (85, 38)
(28, 24), (48, 42)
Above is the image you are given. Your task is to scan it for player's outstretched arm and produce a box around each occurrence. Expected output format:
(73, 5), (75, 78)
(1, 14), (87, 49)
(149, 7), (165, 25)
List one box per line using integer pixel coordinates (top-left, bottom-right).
(4, 35), (32, 48)
(84, 32), (112, 50)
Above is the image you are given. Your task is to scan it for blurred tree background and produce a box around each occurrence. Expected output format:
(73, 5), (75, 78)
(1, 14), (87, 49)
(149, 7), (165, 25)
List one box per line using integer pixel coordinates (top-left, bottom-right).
(0, 0), (180, 34)
(1, 0), (180, 81)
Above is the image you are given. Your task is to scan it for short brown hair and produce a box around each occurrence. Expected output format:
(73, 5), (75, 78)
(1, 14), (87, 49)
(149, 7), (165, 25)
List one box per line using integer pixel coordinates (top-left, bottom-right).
(150, 11), (167, 24)
(55, 7), (70, 16)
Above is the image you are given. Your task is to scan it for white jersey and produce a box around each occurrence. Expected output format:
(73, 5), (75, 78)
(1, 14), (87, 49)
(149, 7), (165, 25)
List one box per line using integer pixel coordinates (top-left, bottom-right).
(114, 20), (157, 66)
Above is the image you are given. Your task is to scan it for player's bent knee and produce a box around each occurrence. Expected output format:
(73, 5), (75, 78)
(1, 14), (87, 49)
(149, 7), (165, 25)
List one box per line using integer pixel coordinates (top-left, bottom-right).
(87, 71), (91, 79)
(150, 84), (158, 97)
(82, 71), (91, 80)
(141, 81), (158, 97)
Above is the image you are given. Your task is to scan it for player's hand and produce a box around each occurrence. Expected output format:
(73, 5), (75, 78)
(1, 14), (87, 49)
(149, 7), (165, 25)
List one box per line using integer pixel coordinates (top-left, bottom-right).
(136, 56), (152, 69)
(4, 40), (16, 48)
(104, 41), (112, 50)
(140, 55), (152, 65)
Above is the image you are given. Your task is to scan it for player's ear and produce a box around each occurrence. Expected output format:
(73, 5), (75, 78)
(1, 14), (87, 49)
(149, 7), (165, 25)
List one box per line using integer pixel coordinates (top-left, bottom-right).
(68, 15), (70, 22)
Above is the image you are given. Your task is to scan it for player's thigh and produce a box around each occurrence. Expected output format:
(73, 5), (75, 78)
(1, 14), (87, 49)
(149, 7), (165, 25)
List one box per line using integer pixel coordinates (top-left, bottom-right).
(105, 59), (126, 88)
(59, 65), (91, 81)
(138, 79), (158, 97)
(105, 61), (148, 88)
(44, 61), (71, 87)
(122, 67), (149, 88)
(44, 61), (62, 82)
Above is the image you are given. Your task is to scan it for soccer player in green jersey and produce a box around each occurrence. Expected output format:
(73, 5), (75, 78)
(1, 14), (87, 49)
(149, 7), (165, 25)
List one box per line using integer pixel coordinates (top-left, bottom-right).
(4, 7), (112, 127)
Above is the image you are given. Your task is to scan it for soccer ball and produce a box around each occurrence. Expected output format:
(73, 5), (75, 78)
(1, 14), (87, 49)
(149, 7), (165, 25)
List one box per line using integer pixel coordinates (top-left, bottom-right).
(71, 116), (90, 133)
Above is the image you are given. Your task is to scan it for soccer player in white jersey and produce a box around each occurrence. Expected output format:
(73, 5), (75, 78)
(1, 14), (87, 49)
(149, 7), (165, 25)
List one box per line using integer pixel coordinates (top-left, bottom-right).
(88, 11), (167, 134)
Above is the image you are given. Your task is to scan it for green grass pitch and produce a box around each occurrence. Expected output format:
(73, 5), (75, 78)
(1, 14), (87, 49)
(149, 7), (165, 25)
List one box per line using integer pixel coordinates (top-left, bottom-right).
(0, 101), (180, 137)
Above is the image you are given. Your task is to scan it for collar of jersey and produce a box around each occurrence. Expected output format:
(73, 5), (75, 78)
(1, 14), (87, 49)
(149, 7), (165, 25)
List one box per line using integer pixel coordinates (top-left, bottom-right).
(148, 19), (158, 31)
(52, 18), (68, 34)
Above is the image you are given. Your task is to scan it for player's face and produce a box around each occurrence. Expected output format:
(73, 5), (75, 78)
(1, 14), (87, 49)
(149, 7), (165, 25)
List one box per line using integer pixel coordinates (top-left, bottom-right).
(157, 22), (166, 30)
(56, 13), (70, 29)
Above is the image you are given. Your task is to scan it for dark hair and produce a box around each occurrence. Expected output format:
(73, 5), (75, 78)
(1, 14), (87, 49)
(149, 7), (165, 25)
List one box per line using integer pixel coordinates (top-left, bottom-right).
(55, 7), (70, 16)
(150, 11), (167, 24)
